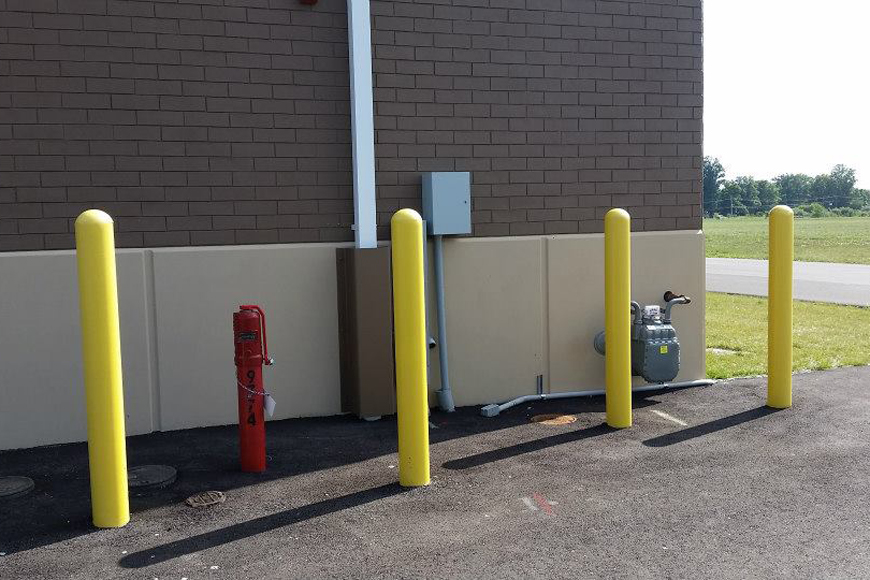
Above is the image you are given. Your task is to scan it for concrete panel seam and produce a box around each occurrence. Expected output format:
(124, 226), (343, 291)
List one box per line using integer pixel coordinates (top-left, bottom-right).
(541, 236), (551, 394)
(143, 249), (162, 432)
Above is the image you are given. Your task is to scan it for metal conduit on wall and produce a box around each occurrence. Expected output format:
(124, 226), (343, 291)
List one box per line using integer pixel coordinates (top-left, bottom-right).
(422, 172), (472, 412)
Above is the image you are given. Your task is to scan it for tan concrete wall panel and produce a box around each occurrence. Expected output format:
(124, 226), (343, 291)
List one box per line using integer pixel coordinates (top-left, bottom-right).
(151, 244), (344, 431)
(629, 231), (706, 383)
(546, 235), (607, 392)
(0, 250), (153, 449)
(547, 230), (706, 393)
(1, 231), (704, 449)
(436, 237), (545, 407)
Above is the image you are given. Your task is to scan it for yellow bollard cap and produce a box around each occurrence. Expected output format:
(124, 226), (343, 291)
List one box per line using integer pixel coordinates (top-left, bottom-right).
(767, 205), (794, 218)
(605, 207), (630, 223)
(391, 208), (423, 228)
(769, 205), (794, 218)
(75, 209), (114, 229)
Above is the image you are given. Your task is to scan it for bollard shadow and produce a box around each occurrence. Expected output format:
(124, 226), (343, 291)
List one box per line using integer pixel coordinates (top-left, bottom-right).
(118, 482), (404, 568)
(443, 422), (616, 470)
(0, 391), (664, 554)
(642, 406), (784, 448)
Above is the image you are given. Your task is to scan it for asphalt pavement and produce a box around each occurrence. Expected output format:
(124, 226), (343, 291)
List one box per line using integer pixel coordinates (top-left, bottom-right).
(2, 366), (870, 579)
(706, 257), (870, 305)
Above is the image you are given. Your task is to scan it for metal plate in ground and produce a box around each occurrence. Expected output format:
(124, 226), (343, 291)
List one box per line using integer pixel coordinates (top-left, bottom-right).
(128, 465), (177, 490)
(530, 414), (577, 426)
(0, 476), (34, 499)
(185, 490), (226, 508)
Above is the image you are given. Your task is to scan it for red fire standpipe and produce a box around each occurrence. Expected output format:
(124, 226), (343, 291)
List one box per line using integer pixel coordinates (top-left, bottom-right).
(233, 305), (274, 473)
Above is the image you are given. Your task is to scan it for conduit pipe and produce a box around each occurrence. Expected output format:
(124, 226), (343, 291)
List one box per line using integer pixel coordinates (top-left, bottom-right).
(479, 380), (716, 417)
(433, 235), (455, 412)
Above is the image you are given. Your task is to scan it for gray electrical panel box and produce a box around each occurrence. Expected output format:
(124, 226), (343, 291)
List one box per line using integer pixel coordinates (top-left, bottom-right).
(422, 172), (471, 236)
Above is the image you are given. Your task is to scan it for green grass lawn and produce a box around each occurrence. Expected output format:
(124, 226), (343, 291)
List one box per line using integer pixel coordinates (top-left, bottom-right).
(706, 292), (870, 379)
(704, 216), (870, 264)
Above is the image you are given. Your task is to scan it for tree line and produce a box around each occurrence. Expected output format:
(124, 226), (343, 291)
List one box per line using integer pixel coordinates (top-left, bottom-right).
(703, 158), (870, 217)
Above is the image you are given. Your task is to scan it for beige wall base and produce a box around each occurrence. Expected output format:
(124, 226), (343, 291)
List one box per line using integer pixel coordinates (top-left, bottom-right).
(0, 230), (704, 450)
(429, 230), (706, 405)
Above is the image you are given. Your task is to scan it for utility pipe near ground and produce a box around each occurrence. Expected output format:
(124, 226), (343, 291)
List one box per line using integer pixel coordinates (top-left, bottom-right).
(479, 380), (716, 417)
(433, 235), (456, 412)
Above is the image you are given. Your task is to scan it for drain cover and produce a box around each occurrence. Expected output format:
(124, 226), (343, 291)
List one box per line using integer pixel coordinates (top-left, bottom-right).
(530, 414), (577, 426)
(0, 476), (34, 499)
(128, 465), (177, 490)
(185, 490), (226, 508)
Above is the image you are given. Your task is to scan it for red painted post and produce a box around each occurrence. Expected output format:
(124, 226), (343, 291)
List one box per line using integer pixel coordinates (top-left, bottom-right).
(233, 305), (273, 472)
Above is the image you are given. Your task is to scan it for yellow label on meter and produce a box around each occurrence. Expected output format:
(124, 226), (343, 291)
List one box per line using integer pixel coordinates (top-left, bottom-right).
(660, 345), (668, 354)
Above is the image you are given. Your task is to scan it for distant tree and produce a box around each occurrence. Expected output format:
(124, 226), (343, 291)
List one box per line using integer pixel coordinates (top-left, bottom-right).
(756, 179), (781, 210)
(706, 161), (862, 214)
(851, 188), (870, 209)
(809, 173), (835, 207)
(719, 180), (746, 215)
(774, 173), (812, 206)
(703, 157), (725, 216)
(829, 164), (857, 208)
(734, 176), (761, 214)
(809, 165), (856, 208)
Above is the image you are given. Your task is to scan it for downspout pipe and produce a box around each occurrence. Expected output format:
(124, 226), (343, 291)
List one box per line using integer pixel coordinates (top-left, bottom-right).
(434, 235), (455, 412)
(479, 379), (716, 417)
(346, 0), (377, 249)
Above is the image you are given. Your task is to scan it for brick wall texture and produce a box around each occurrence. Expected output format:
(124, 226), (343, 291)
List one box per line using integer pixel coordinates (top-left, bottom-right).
(0, 0), (702, 251)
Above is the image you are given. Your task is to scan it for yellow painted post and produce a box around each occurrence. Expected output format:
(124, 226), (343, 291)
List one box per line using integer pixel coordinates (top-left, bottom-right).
(604, 208), (632, 428)
(767, 205), (794, 408)
(75, 210), (130, 528)
(390, 209), (431, 487)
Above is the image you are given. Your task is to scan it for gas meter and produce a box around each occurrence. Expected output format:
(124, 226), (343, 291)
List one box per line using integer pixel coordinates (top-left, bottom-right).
(594, 291), (691, 384)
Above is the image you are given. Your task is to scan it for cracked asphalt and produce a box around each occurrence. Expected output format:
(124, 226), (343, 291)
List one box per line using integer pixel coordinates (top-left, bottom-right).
(2, 366), (869, 579)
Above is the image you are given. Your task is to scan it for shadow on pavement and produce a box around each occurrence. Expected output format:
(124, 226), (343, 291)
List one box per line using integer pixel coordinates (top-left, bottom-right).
(118, 482), (405, 568)
(442, 422), (616, 470)
(0, 392), (663, 554)
(642, 406), (784, 447)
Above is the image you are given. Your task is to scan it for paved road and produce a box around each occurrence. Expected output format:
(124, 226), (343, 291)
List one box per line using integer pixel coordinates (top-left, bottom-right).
(707, 257), (870, 306)
(3, 367), (870, 579)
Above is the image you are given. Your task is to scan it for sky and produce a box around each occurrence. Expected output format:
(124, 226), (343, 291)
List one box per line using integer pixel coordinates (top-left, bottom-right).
(704, 0), (870, 188)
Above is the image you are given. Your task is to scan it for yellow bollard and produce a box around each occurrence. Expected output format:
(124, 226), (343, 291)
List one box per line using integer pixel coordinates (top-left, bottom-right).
(75, 210), (130, 528)
(767, 205), (794, 408)
(604, 208), (632, 428)
(390, 209), (431, 487)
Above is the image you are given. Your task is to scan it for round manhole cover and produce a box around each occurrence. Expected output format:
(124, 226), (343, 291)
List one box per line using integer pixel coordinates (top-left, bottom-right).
(0, 476), (35, 499)
(128, 465), (177, 490)
(530, 414), (577, 426)
(185, 490), (226, 508)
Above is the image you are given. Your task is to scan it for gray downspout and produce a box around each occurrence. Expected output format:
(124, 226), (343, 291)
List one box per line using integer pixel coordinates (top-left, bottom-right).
(433, 235), (455, 412)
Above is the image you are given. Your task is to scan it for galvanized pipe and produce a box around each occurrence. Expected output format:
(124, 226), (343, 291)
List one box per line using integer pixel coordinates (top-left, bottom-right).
(480, 379), (716, 417)
(433, 235), (455, 412)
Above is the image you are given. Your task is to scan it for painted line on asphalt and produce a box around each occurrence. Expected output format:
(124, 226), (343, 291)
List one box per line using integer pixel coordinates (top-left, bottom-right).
(521, 497), (538, 511)
(532, 492), (554, 515)
(650, 409), (688, 427)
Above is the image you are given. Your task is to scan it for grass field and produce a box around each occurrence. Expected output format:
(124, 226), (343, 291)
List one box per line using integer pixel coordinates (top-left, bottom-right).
(704, 216), (870, 264)
(706, 292), (870, 379)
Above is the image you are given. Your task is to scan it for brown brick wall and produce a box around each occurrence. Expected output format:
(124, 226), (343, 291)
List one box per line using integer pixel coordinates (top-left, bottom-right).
(0, 0), (702, 251)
